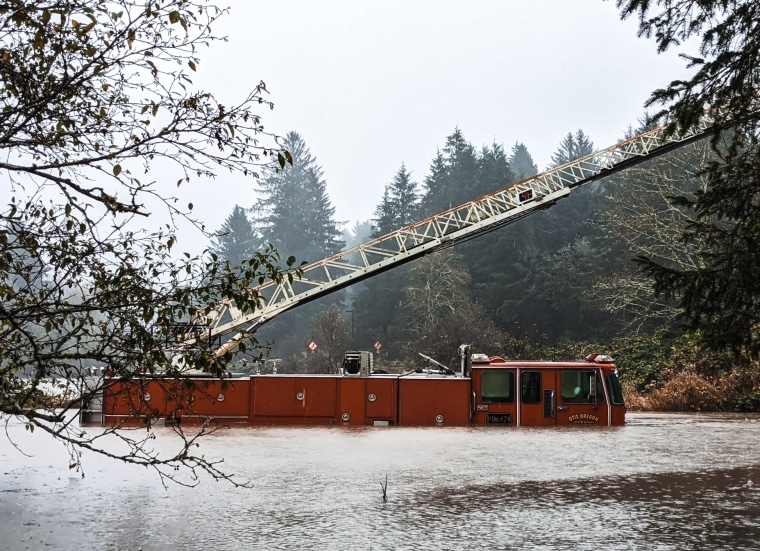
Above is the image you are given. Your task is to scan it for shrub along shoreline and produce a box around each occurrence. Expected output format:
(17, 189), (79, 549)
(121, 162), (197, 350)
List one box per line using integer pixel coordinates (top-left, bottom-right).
(542, 335), (760, 413)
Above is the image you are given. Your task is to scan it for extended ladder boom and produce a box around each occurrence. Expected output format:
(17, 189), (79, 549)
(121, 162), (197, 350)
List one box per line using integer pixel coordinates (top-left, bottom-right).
(199, 115), (715, 355)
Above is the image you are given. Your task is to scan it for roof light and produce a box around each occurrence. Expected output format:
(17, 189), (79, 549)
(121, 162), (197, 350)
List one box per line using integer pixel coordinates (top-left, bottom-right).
(470, 353), (491, 364)
(586, 353), (614, 363)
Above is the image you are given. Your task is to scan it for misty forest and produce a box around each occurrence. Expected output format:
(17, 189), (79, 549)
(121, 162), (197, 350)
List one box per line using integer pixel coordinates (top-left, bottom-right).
(211, 124), (759, 412)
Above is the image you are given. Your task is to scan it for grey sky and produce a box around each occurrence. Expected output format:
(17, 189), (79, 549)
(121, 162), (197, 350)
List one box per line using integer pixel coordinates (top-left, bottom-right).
(184, 0), (691, 241)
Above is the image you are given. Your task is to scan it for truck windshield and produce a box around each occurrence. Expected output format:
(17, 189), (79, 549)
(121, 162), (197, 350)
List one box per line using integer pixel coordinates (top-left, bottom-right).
(607, 373), (624, 405)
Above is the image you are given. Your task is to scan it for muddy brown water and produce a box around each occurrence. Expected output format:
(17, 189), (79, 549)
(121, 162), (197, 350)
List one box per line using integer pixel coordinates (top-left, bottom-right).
(2, 412), (760, 550)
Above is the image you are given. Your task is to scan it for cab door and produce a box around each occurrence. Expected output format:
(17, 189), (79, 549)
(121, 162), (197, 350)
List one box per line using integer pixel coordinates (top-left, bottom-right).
(519, 369), (557, 426)
(472, 368), (517, 426)
(556, 369), (609, 426)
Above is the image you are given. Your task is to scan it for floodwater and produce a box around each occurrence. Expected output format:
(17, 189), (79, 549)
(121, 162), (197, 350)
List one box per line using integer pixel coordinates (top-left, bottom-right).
(2, 413), (760, 550)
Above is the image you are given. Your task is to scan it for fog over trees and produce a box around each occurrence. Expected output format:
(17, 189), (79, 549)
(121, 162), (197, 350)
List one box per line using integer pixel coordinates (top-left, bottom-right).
(221, 122), (713, 371)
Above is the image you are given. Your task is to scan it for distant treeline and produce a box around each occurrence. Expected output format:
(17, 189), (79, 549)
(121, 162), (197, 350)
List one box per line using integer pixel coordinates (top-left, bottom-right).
(211, 125), (708, 376)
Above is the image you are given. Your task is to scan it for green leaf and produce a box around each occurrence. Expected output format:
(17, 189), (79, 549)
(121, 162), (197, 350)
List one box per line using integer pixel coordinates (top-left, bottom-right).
(188, 60), (196, 72)
(113, 164), (122, 176)
(169, 11), (181, 24)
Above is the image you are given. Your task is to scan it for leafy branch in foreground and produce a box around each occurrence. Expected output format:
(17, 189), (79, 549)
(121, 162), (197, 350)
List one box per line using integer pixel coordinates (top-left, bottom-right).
(1, 0), (291, 483)
(617, 0), (760, 356)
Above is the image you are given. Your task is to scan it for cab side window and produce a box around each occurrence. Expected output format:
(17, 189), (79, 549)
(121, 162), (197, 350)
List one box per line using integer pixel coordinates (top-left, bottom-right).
(560, 371), (605, 404)
(521, 371), (541, 403)
(481, 370), (515, 403)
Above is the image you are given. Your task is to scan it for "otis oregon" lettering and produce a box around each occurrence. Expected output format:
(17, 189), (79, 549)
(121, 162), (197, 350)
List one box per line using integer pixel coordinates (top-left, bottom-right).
(568, 413), (599, 424)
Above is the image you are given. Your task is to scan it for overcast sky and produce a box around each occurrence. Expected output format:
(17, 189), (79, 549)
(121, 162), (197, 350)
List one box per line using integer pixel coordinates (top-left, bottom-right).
(182, 0), (693, 242)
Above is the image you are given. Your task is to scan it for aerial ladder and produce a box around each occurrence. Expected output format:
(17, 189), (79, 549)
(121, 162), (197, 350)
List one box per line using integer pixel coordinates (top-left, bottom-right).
(189, 115), (716, 356)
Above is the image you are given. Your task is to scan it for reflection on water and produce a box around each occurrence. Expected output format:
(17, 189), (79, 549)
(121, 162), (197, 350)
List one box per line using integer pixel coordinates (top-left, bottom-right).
(2, 413), (760, 550)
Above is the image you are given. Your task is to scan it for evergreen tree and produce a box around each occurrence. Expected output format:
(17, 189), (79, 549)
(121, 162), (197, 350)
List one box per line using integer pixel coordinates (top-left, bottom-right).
(546, 129), (599, 237)
(355, 164), (420, 360)
(420, 128), (480, 216)
(468, 141), (543, 331)
(255, 131), (344, 265)
(478, 142), (514, 195)
(488, 131), (607, 341)
(372, 163), (419, 234)
(460, 141), (517, 307)
(340, 219), (373, 301)
(391, 164), (420, 229)
(360, 184), (401, 350)
(508, 142), (539, 181)
(360, 132), (516, 359)
(443, 128), (481, 206)
(416, 130), (529, 343)
(372, 189), (396, 237)
(420, 150), (449, 216)
(549, 130), (595, 168)
(342, 220), (374, 250)
(617, 0), (760, 356)
(210, 205), (259, 266)
(252, 131), (345, 366)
